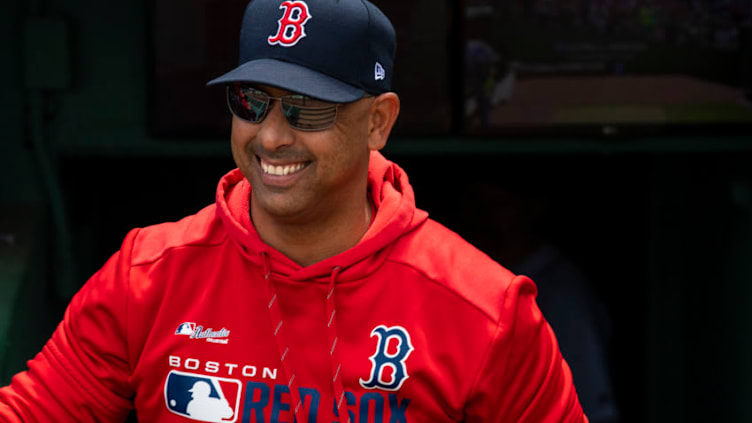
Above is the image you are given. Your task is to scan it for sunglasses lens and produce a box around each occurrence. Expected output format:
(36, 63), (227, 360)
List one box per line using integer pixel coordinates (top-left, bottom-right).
(281, 99), (338, 131)
(227, 85), (269, 123)
(227, 84), (339, 130)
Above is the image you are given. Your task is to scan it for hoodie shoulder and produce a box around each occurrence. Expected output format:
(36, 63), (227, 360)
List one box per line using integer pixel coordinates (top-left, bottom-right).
(388, 218), (519, 322)
(130, 204), (228, 266)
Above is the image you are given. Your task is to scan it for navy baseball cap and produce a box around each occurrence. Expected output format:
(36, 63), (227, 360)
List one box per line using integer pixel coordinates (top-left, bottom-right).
(207, 0), (396, 103)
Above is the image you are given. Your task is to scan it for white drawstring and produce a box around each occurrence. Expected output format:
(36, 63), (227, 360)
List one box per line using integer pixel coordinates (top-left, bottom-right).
(327, 266), (350, 423)
(261, 253), (349, 422)
(261, 252), (306, 422)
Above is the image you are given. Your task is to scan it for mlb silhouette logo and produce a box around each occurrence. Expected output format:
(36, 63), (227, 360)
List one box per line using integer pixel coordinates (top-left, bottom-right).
(164, 370), (241, 422)
(176, 322), (196, 336)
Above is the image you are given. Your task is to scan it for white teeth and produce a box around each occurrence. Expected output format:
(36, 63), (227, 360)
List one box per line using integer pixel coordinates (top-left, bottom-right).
(260, 160), (306, 176)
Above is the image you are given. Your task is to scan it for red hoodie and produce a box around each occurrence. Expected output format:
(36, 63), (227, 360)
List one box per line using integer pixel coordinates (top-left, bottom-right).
(0, 152), (586, 422)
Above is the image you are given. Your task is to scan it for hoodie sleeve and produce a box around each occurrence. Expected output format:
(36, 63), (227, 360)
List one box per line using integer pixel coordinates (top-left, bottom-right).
(0, 229), (139, 423)
(463, 275), (588, 423)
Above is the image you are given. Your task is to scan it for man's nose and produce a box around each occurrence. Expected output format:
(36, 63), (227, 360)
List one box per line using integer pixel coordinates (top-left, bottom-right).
(256, 100), (295, 151)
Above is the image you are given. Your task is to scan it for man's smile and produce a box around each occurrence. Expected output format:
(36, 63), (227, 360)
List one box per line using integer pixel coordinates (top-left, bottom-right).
(259, 158), (310, 176)
(256, 157), (312, 186)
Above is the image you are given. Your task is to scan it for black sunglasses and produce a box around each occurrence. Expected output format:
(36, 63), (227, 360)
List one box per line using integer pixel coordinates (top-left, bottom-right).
(226, 84), (339, 131)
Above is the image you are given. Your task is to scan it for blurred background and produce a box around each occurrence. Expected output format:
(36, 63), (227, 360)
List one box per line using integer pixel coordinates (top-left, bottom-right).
(1, 0), (752, 421)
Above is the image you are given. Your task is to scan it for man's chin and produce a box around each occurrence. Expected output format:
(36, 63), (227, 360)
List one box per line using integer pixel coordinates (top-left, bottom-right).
(251, 190), (312, 221)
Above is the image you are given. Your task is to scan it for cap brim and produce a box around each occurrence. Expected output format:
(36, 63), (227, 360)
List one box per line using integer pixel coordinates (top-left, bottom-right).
(207, 58), (365, 103)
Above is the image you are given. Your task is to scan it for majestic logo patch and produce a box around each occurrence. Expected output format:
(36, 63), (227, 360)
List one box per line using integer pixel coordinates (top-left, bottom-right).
(360, 325), (414, 391)
(268, 0), (312, 47)
(374, 62), (386, 81)
(176, 322), (231, 345)
(164, 370), (242, 422)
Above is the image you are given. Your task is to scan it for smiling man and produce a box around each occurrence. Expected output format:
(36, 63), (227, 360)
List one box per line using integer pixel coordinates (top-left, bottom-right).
(0, 0), (586, 422)
(230, 83), (392, 266)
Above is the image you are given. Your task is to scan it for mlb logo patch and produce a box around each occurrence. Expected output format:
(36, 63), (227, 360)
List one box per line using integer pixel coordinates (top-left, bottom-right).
(176, 322), (196, 336)
(164, 370), (241, 422)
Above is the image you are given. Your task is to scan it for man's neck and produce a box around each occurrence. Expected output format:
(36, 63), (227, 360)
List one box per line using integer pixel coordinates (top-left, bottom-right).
(250, 193), (372, 267)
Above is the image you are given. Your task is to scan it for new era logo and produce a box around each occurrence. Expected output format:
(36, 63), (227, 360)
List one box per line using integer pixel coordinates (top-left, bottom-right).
(374, 62), (385, 81)
(164, 370), (241, 422)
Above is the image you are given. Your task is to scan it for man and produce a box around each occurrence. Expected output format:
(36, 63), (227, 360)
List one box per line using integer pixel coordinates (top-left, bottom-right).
(0, 0), (586, 421)
(185, 381), (234, 421)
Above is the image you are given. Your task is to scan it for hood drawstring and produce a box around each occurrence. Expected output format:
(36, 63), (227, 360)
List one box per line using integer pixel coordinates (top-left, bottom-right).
(327, 266), (350, 423)
(261, 252), (351, 423)
(261, 251), (306, 422)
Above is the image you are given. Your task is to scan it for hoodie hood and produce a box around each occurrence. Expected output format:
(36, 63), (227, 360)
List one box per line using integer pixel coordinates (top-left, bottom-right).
(216, 151), (429, 283)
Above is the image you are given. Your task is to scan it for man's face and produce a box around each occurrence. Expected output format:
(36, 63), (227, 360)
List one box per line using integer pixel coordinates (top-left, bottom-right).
(231, 85), (374, 223)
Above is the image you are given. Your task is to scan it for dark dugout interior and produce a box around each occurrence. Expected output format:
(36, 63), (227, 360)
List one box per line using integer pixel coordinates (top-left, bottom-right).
(2, 0), (752, 422)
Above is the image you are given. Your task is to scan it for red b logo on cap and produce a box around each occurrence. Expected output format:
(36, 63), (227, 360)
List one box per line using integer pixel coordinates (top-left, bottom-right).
(268, 1), (312, 47)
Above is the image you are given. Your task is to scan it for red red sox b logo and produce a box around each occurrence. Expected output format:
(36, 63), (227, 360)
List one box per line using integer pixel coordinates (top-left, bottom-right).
(268, 0), (312, 47)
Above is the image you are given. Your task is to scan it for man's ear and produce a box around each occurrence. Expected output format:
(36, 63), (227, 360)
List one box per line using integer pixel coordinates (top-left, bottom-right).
(367, 92), (400, 151)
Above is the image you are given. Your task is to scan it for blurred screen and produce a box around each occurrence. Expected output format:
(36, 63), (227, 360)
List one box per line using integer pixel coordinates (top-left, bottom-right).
(464, 0), (752, 136)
